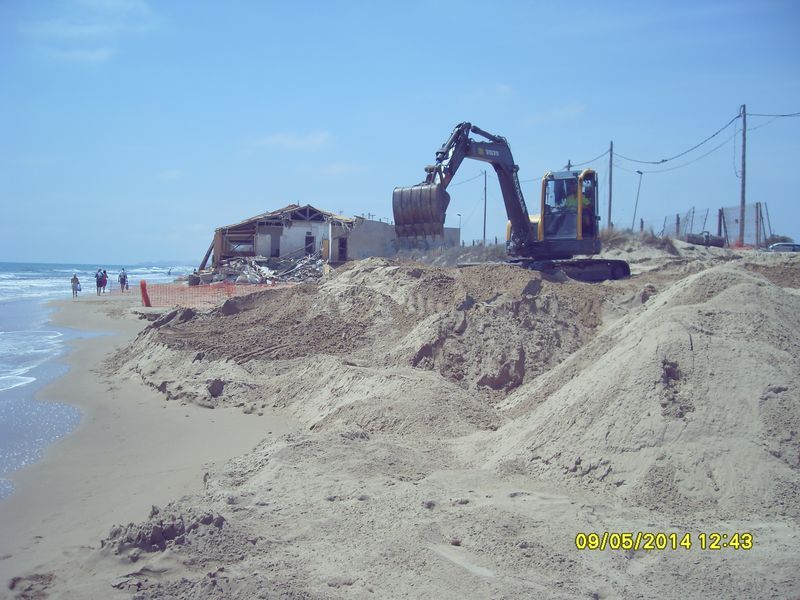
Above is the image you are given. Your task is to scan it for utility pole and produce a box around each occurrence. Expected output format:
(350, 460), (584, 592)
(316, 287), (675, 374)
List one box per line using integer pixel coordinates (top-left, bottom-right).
(738, 104), (746, 246)
(482, 169), (487, 246)
(608, 141), (613, 230)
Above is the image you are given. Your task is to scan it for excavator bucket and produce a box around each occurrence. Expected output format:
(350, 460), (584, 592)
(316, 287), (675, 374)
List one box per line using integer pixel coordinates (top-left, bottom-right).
(392, 183), (451, 238)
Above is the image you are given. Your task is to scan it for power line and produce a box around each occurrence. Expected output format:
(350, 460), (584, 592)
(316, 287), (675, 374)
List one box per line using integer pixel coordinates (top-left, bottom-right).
(449, 172), (485, 187)
(616, 113), (740, 165)
(611, 161), (639, 174)
(747, 116), (781, 131)
(569, 149), (610, 168)
(748, 111), (800, 117)
(635, 132), (737, 174)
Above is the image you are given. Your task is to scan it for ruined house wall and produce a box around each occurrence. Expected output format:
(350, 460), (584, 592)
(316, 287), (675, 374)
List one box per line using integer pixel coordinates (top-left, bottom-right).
(346, 220), (397, 259)
(279, 221), (328, 257)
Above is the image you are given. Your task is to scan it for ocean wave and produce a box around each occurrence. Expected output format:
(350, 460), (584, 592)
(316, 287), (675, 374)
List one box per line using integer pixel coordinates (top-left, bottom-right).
(0, 330), (63, 349)
(0, 331), (64, 377)
(0, 280), (73, 289)
(0, 375), (36, 392)
(0, 265), (193, 303)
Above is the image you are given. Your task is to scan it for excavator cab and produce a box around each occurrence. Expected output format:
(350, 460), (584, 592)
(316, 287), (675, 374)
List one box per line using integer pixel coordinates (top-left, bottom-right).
(535, 169), (601, 256)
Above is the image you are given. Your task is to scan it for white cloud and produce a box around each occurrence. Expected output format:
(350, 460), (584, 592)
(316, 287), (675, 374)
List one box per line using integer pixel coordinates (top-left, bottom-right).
(255, 131), (332, 150)
(22, 20), (122, 39)
(19, 0), (158, 63)
(76, 0), (154, 17)
(523, 102), (587, 127)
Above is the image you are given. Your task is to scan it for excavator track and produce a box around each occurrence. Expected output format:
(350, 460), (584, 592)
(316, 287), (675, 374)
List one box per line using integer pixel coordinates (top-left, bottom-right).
(509, 258), (631, 281)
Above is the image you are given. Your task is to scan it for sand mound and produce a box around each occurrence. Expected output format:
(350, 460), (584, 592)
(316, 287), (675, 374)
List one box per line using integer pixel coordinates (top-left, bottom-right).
(98, 505), (281, 598)
(743, 254), (800, 288)
(114, 259), (611, 436)
(484, 266), (800, 517)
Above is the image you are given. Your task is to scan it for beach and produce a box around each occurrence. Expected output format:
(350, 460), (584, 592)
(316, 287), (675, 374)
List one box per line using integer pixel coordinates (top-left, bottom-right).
(0, 293), (296, 597)
(1, 244), (799, 599)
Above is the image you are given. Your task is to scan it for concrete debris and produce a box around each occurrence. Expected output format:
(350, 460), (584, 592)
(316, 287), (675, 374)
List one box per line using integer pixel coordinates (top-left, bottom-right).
(220, 258), (275, 284)
(273, 255), (326, 282)
(196, 255), (326, 285)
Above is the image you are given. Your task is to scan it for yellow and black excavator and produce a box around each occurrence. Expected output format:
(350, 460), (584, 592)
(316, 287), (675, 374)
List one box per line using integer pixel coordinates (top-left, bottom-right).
(393, 122), (630, 280)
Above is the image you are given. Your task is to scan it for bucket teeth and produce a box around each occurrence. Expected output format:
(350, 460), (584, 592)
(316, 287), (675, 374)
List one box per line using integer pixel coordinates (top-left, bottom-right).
(392, 183), (450, 238)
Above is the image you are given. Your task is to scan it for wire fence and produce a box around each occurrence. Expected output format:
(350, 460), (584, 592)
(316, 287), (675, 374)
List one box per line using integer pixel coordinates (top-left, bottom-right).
(638, 202), (773, 247)
(140, 281), (294, 309)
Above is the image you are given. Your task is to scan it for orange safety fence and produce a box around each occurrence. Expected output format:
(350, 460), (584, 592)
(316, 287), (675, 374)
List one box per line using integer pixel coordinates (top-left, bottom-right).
(140, 280), (294, 309)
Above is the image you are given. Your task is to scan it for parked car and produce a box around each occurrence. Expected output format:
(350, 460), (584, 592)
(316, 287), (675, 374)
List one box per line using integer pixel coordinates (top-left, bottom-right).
(767, 242), (800, 252)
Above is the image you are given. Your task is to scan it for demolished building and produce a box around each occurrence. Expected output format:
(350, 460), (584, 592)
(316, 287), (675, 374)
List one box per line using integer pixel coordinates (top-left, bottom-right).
(200, 204), (410, 269)
(199, 203), (461, 275)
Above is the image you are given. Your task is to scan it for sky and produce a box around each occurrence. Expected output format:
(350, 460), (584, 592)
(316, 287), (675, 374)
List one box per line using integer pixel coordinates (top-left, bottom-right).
(1, 0), (799, 264)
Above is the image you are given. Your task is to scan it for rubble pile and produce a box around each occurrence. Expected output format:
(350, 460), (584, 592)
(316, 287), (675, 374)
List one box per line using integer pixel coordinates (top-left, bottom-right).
(192, 255), (327, 285)
(219, 258), (275, 284)
(273, 254), (326, 282)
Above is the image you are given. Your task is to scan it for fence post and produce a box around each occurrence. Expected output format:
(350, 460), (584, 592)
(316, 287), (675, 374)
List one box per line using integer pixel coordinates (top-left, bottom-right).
(755, 202), (761, 247)
(140, 280), (151, 307)
(721, 212), (729, 247)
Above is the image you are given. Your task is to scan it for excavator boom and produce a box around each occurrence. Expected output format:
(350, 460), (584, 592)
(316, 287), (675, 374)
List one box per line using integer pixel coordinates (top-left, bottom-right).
(393, 122), (536, 254)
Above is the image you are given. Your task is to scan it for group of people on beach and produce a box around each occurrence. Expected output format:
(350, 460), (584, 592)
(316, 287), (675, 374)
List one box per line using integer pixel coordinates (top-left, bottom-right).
(70, 268), (129, 298)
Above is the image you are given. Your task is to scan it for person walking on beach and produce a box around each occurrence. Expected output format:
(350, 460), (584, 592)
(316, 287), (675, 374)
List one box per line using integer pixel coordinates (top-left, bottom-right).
(95, 269), (103, 295)
(101, 270), (108, 294)
(71, 273), (80, 298)
(118, 268), (128, 292)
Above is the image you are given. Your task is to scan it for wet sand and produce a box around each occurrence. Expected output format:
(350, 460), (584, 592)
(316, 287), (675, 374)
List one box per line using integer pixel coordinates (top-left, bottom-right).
(0, 293), (296, 588)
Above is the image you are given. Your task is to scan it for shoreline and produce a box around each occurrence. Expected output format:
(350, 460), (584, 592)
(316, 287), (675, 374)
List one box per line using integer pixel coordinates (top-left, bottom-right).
(0, 298), (81, 499)
(0, 293), (296, 585)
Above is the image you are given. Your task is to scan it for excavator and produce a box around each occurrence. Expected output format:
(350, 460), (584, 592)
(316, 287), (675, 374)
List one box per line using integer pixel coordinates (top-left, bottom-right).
(392, 122), (630, 280)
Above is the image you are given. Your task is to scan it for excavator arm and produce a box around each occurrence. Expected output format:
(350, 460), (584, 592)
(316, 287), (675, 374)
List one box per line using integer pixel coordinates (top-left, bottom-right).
(393, 122), (536, 254)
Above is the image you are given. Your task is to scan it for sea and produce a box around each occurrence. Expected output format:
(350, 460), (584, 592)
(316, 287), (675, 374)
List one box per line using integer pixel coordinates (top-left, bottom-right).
(0, 262), (193, 499)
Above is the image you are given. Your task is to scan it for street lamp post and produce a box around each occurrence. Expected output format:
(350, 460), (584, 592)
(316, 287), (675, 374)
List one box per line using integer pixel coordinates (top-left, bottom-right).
(631, 170), (643, 231)
(457, 213), (462, 245)
(482, 170), (487, 246)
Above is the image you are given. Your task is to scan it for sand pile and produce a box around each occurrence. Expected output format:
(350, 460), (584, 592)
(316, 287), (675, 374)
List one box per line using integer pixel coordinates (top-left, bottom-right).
(114, 258), (613, 437)
(99, 504), (280, 598)
(483, 265), (800, 518)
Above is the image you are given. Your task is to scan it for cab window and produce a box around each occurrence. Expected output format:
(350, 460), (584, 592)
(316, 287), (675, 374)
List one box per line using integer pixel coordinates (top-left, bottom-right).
(543, 178), (577, 238)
